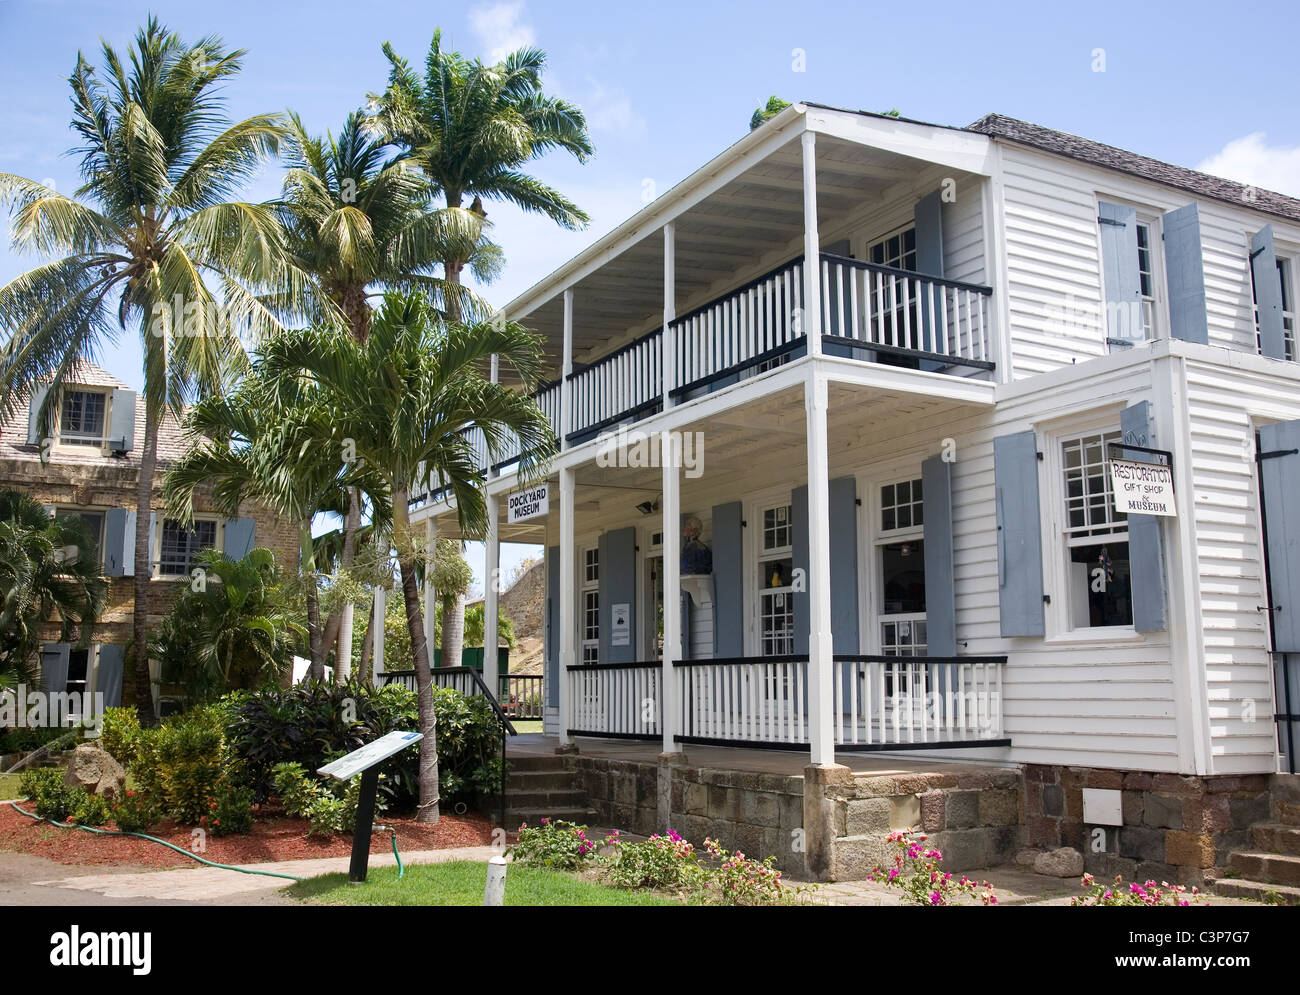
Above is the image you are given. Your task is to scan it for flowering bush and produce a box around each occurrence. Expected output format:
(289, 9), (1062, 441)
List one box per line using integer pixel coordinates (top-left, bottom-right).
(1070, 873), (1202, 907)
(510, 819), (600, 871)
(110, 789), (163, 834)
(200, 779), (255, 837)
(697, 837), (810, 906)
(868, 831), (997, 906)
(599, 830), (704, 890)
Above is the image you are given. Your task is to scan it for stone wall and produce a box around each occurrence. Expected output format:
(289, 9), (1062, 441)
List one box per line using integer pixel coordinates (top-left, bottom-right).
(827, 768), (1023, 880)
(570, 755), (806, 872)
(1022, 764), (1273, 887)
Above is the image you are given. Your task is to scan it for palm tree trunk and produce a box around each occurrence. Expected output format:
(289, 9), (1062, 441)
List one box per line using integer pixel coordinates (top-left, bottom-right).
(126, 402), (161, 727)
(440, 589), (465, 669)
(302, 519), (323, 680)
(394, 484), (439, 823)
(357, 612), (374, 684)
(313, 490), (361, 681)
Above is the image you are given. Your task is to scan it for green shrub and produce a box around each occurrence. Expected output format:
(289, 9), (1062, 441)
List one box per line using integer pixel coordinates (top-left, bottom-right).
(202, 779), (255, 837)
(17, 767), (62, 801)
(510, 819), (600, 871)
(226, 681), (501, 810)
(33, 781), (82, 822)
(99, 707), (142, 766)
(272, 760), (375, 837)
(133, 708), (231, 824)
(600, 831), (703, 890)
(110, 790), (163, 834)
(71, 790), (112, 827)
(0, 725), (71, 754)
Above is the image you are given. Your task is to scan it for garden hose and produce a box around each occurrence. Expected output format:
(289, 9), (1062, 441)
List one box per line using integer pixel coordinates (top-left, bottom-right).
(376, 823), (404, 878)
(8, 800), (305, 882)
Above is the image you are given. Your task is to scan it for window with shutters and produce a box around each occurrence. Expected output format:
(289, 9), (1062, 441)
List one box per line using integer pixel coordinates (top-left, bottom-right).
(156, 517), (218, 577)
(1058, 430), (1133, 629)
(865, 225), (923, 364)
(65, 648), (90, 697)
(1135, 222), (1158, 340)
(1255, 254), (1296, 361)
(581, 546), (599, 664)
(55, 389), (109, 450)
(757, 503), (794, 656)
(53, 508), (105, 572)
(876, 477), (926, 658)
(1099, 203), (1163, 348)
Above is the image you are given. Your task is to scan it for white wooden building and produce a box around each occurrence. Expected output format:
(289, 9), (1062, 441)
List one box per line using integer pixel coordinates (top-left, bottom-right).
(411, 101), (1300, 785)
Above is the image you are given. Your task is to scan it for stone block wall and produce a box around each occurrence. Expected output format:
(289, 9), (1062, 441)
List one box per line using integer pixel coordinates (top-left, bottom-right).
(1022, 765), (1273, 887)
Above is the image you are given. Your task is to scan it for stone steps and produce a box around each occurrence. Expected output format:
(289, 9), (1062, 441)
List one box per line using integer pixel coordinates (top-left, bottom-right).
(1250, 822), (1300, 856)
(503, 753), (596, 829)
(1209, 878), (1300, 906)
(505, 806), (601, 830)
(1226, 851), (1300, 888)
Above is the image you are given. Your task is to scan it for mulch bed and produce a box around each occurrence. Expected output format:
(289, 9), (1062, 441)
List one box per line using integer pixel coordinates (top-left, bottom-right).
(0, 801), (498, 869)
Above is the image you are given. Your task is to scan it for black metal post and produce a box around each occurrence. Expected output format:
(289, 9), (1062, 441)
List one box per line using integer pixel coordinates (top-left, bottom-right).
(348, 767), (381, 883)
(499, 716), (507, 832)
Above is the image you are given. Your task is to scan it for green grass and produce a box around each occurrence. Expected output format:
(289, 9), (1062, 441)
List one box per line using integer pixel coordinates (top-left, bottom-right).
(509, 719), (543, 734)
(286, 860), (681, 906)
(0, 773), (22, 799)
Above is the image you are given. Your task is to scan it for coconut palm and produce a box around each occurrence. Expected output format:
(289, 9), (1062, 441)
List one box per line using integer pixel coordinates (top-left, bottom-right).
(0, 491), (107, 687)
(0, 18), (303, 720)
(369, 30), (593, 309)
(261, 291), (553, 822)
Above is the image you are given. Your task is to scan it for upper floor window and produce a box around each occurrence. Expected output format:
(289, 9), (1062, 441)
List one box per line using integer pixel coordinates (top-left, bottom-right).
(868, 227), (917, 272)
(157, 518), (217, 577)
(1098, 202), (1161, 349)
(59, 390), (106, 447)
(1256, 254), (1296, 361)
(54, 508), (105, 571)
(1136, 222), (1157, 340)
(1060, 431), (1131, 629)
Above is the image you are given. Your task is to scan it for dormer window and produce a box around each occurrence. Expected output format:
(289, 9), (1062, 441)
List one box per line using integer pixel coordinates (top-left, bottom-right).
(59, 390), (107, 447)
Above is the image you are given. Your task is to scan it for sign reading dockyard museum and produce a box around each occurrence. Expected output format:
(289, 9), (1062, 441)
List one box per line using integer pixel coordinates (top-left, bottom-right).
(1110, 458), (1177, 517)
(507, 484), (550, 523)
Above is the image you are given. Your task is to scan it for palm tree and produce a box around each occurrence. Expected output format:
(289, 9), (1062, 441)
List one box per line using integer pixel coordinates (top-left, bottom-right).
(162, 368), (384, 680)
(261, 291), (553, 822)
(274, 111), (500, 666)
(369, 30), (594, 306)
(0, 491), (106, 688)
(0, 18), (302, 721)
(370, 32), (591, 667)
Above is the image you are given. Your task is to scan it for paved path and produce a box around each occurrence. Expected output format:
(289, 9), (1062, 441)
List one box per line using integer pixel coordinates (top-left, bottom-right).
(3, 846), (502, 905)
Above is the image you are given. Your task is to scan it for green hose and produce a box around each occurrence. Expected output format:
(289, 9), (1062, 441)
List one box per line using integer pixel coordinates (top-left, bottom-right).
(391, 833), (404, 878)
(8, 800), (304, 882)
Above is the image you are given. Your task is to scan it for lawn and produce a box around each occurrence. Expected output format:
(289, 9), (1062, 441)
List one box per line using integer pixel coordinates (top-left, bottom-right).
(286, 860), (681, 906)
(509, 720), (543, 734)
(0, 773), (22, 800)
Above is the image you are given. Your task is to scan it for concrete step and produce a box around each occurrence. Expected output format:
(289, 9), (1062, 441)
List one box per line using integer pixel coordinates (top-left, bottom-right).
(506, 789), (588, 809)
(1209, 878), (1300, 906)
(1275, 802), (1300, 827)
(506, 771), (576, 791)
(1226, 851), (1300, 887)
(507, 755), (569, 772)
(1250, 823), (1300, 857)
(505, 806), (600, 830)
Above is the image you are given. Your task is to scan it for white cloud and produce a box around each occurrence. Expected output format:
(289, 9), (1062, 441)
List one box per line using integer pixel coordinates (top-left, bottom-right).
(583, 82), (647, 141)
(1196, 132), (1300, 198)
(469, 2), (536, 63)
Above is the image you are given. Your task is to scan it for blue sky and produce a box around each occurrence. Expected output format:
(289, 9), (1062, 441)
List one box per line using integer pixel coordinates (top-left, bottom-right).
(2, 0), (1299, 586)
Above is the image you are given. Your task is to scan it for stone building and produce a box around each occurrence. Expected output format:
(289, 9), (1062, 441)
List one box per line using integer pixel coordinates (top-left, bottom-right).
(0, 361), (299, 711)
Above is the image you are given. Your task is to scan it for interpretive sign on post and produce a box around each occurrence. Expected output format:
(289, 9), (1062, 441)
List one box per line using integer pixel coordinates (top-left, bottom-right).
(317, 731), (423, 883)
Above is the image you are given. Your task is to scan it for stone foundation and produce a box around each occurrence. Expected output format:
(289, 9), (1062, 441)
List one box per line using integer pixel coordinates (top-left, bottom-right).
(1022, 765), (1273, 887)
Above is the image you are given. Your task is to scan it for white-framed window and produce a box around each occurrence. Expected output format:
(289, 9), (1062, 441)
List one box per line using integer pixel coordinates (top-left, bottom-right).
(53, 507), (106, 572)
(1054, 429), (1133, 630)
(1135, 221), (1158, 340)
(56, 389), (109, 449)
(1100, 205), (1164, 349)
(876, 476), (926, 659)
(155, 517), (219, 577)
(865, 225), (922, 358)
(581, 545), (599, 664)
(756, 503), (794, 657)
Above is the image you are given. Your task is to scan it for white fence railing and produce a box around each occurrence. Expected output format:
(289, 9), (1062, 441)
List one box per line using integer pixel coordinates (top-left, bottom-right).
(566, 329), (662, 441)
(566, 656), (1005, 749)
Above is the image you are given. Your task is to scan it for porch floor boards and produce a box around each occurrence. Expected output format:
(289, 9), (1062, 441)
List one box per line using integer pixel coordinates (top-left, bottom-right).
(506, 734), (1013, 779)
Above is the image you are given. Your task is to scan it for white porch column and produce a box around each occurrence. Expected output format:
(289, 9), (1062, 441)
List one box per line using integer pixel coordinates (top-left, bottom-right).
(337, 602), (354, 680)
(801, 130), (823, 358)
(662, 222), (676, 408)
(805, 369), (835, 765)
(558, 467), (576, 746)
(660, 432), (680, 753)
(484, 491), (501, 701)
(561, 289), (574, 451)
(372, 584), (386, 682)
(423, 516), (437, 665)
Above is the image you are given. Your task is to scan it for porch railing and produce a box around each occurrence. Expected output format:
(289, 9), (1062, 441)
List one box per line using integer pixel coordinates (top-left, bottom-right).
(499, 673), (544, 721)
(566, 655), (1007, 750)
(566, 328), (662, 442)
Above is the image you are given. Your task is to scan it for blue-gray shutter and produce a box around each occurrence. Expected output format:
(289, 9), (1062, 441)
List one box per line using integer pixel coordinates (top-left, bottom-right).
(103, 508), (135, 576)
(914, 191), (945, 362)
(25, 384), (50, 447)
(711, 501), (744, 657)
(829, 477), (859, 652)
(1260, 420), (1300, 652)
(791, 485), (809, 654)
(1121, 402), (1169, 632)
(108, 388), (136, 452)
(922, 454), (957, 655)
(41, 644), (70, 694)
(1098, 201), (1142, 346)
(96, 644), (125, 708)
(994, 430), (1045, 637)
(791, 479), (857, 653)
(598, 527), (636, 664)
(223, 517), (255, 559)
(1251, 225), (1287, 360)
(1163, 203), (1210, 344)
(544, 545), (560, 705)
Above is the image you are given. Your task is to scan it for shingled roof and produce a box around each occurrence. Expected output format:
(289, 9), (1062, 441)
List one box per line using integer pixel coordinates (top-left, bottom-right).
(966, 113), (1300, 225)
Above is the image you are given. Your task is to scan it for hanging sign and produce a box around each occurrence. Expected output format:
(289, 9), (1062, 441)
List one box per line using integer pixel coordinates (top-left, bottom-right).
(507, 484), (550, 523)
(1109, 458), (1176, 517)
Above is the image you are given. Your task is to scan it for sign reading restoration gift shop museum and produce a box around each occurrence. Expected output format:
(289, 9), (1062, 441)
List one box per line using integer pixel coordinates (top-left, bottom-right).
(1110, 458), (1177, 517)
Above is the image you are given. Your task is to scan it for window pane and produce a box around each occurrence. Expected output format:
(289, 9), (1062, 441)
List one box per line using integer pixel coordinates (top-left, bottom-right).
(159, 519), (216, 575)
(880, 540), (925, 614)
(60, 391), (105, 445)
(1067, 541), (1132, 627)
